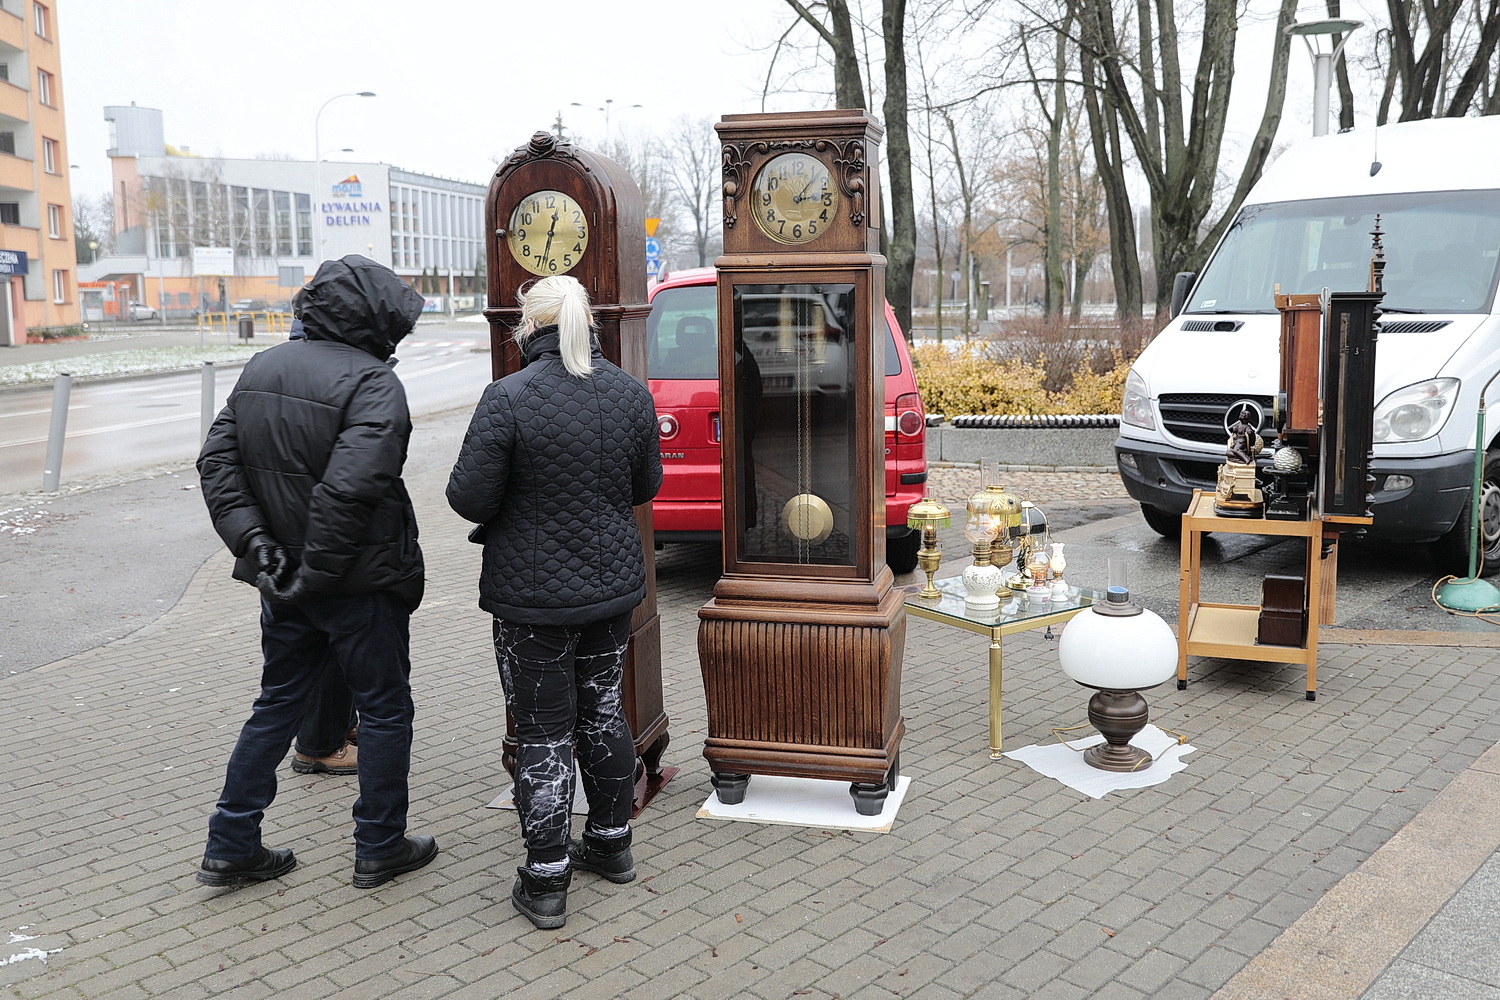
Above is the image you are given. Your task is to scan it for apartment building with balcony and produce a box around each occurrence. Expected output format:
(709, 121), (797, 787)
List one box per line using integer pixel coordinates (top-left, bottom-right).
(0, 0), (79, 344)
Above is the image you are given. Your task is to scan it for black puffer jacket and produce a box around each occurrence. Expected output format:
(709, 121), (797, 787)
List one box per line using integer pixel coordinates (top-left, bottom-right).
(446, 328), (663, 625)
(198, 255), (427, 610)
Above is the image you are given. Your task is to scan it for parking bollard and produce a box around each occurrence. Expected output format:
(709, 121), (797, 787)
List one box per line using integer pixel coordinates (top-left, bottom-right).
(201, 362), (216, 443)
(41, 373), (72, 492)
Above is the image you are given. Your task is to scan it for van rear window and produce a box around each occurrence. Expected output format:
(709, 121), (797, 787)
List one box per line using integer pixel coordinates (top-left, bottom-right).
(1189, 190), (1500, 315)
(648, 283), (905, 379)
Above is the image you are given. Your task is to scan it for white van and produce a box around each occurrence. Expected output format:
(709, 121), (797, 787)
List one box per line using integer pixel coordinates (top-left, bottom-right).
(1115, 116), (1500, 574)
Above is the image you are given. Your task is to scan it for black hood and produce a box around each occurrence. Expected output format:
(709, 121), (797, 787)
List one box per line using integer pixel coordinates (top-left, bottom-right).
(300, 255), (425, 360)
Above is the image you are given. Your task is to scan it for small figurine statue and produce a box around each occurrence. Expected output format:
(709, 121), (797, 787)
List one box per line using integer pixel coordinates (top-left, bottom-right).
(1214, 405), (1266, 517)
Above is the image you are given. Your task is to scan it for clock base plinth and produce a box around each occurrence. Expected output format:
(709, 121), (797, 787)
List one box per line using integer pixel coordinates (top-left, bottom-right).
(697, 590), (905, 816)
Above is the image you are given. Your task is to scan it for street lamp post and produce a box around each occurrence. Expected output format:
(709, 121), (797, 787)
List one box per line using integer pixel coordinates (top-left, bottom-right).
(569, 99), (642, 146)
(1285, 19), (1362, 137)
(313, 91), (375, 262)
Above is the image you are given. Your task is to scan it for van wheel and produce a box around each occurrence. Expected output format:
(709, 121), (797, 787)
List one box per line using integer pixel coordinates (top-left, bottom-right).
(1140, 504), (1189, 539)
(1430, 449), (1500, 578)
(886, 528), (922, 575)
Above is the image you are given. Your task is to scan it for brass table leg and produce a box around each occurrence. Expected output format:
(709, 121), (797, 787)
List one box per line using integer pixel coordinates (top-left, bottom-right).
(989, 637), (1003, 759)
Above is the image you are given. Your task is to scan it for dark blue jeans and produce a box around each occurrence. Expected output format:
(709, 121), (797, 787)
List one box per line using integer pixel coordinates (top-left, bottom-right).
(205, 590), (414, 862)
(494, 612), (636, 865)
(296, 659), (357, 758)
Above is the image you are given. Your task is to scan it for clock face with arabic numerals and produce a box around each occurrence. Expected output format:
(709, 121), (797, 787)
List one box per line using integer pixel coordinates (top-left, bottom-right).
(751, 152), (841, 245)
(506, 189), (589, 275)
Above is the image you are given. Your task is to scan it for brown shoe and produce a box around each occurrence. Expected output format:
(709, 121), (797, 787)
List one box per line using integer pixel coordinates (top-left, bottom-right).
(292, 742), (358, 775)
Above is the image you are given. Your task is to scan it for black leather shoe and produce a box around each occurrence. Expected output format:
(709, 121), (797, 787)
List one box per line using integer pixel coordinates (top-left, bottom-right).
(196, 846), (297, 886)
(512, 866), (571, 929)
(352, 835), (438, 889)
(568, 830), (635, 883)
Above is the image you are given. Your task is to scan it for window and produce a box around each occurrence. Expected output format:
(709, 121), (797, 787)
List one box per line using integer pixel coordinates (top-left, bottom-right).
(36, 69), (51, 106)
(0, 64), (10, 82)
(274, 190), (292, 255)
(0, 202), (18, 226)
(46, 203), (60, 238)
(41, 137), (56, 173)
(33, 2), (48, 39)
(253, 189), (271, 256)
(295, 193), (311, 256)
(0, 132), (14, 155)
(52, 268), (65, 304)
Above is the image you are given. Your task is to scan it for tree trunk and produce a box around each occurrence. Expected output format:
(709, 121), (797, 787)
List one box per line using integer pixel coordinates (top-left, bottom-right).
(882, 0), (915, 339)
(1045, 24), (1066, 318)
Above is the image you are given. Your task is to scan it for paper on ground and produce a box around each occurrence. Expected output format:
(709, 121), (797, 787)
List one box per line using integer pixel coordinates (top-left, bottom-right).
(1003, 724), (1196, 798)
(697, 774), (911, 833)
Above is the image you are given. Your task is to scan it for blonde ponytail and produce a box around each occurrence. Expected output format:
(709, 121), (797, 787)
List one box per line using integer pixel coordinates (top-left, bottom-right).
(516, 275), (596, 377)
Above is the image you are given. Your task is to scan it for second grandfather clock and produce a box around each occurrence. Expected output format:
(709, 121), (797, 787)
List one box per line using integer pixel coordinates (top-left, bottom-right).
(698, 110), (905, 816)
(485, 131), (672, 810)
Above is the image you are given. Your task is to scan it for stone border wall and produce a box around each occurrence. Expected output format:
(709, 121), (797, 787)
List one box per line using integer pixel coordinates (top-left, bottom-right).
(926, 422), (1118, 468)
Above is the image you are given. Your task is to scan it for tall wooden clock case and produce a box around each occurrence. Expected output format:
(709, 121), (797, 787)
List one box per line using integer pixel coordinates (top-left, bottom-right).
(698, 110), (904, 816)
(485, 131), (671, 807)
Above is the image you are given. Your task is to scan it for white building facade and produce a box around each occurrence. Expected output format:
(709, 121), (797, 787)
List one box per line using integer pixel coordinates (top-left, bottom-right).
(84, 105), (486, 315)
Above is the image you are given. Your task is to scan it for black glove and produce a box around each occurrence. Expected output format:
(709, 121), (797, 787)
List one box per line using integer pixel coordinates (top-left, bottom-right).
(245, 530), (288, 582)
(256, 569), (311, 605)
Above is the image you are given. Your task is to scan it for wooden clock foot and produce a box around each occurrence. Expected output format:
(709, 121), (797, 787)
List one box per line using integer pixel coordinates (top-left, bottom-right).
(711, 771), (750, 805)
(641, 732), (670, 777)
(1177, 678), (1188, 690)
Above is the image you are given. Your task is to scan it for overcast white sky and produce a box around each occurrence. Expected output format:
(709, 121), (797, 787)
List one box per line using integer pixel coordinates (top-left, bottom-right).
(58, 0), (791, 199)
(56, 0), (1364, 203)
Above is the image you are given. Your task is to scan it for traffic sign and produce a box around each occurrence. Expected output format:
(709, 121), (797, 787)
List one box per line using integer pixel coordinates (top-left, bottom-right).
(644, 218), (661, 237)
(646, 259), (663, 278)
(644, 237), (662, 259)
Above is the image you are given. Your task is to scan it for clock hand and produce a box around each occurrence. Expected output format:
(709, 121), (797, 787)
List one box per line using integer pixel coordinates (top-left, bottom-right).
(540, 211), (559, 266)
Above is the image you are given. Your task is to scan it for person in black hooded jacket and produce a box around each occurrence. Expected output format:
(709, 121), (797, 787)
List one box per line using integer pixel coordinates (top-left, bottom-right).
(195, 254), (437, 890)
(447, 274), (662, 930)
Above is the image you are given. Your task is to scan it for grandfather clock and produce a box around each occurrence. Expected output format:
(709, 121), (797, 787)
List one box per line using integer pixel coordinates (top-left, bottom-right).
(485, 131), (672, 809)
(698, 110), (904, 816)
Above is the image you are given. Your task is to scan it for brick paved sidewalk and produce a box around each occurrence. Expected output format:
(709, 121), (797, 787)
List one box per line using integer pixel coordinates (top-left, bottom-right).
(5, 462), (1500, 999)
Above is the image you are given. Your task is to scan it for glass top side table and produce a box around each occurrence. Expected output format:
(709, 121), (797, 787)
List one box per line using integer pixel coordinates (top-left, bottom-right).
(904, 578), (1104, 759)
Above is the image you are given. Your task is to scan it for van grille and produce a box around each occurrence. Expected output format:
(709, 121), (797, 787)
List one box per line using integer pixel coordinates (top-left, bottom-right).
(1379, 320), (1451, 334)
(1158, 393), (1275, 446)
(1179, 319), (1245, 332)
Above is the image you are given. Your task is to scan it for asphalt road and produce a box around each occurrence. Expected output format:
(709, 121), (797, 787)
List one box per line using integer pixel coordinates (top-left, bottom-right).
(0, 325), (493, 495)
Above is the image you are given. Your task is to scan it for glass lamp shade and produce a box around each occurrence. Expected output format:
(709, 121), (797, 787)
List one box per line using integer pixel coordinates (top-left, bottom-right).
(964, 490), (1002, 547)
(1058, 587), (1178, 690)
(907, 497), (951, 530)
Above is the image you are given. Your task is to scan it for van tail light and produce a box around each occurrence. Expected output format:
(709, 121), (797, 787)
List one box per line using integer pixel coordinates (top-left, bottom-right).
(895, 392), (925, 437)
(658, 413), (679, 440)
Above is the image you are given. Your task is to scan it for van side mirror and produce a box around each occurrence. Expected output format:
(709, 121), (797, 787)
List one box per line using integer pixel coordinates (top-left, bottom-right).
(1169, 272), (1196, 320)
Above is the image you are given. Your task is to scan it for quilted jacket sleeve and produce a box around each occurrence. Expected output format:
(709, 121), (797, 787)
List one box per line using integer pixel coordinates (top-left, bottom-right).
(633, 389), (663, 507)
(298, 366), (411, 592)
(447, 380), (516, 525)
(197, 388), (268, 558)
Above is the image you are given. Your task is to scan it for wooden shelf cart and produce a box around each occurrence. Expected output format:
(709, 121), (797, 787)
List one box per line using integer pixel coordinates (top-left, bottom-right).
(1177, 490), (1369, 700)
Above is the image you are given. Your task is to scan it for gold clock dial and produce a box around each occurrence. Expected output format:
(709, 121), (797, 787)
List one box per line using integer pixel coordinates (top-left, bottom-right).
(507, 189), (589, 275)
(752, 152), (840, 245)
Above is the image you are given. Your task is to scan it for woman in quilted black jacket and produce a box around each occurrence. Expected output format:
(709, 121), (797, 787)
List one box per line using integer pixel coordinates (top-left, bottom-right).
(447, 275), (663, 930)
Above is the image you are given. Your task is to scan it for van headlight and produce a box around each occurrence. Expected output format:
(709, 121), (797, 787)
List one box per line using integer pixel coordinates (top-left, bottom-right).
(1372, 378), (1459, 443)
(1120, 369), (1155, 430)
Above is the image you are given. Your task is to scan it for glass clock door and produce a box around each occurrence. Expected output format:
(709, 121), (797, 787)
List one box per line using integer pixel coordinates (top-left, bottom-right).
(731, 282), (858, 566)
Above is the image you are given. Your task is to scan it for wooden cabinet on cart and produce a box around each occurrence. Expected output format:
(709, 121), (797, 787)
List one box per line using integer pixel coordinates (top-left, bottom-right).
(1177, 490), (1370, 701)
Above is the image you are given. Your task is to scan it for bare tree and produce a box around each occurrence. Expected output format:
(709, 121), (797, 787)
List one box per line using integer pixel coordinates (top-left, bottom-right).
(72, 193), (115, 264)
(1372, 0), (1500, 120)
(661, 117), (722, 268)
(780, 0), (918, 335)
(1069, 0), (1299, 316)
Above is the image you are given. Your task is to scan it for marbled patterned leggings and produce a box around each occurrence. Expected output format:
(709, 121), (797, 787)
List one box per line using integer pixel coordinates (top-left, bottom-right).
(493, 612), (636, 864)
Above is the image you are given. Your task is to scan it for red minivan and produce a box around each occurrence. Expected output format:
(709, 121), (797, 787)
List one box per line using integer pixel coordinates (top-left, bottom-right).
(646, 267), (929, 573)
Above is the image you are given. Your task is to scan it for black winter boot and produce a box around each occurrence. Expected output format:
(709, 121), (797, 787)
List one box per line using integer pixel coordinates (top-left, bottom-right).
(512, 866), (571, 929)
(568, 829), (635, 883)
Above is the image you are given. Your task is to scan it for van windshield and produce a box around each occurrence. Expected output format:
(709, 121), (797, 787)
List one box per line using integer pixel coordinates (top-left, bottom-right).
(1188, 190), (1500, 315)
